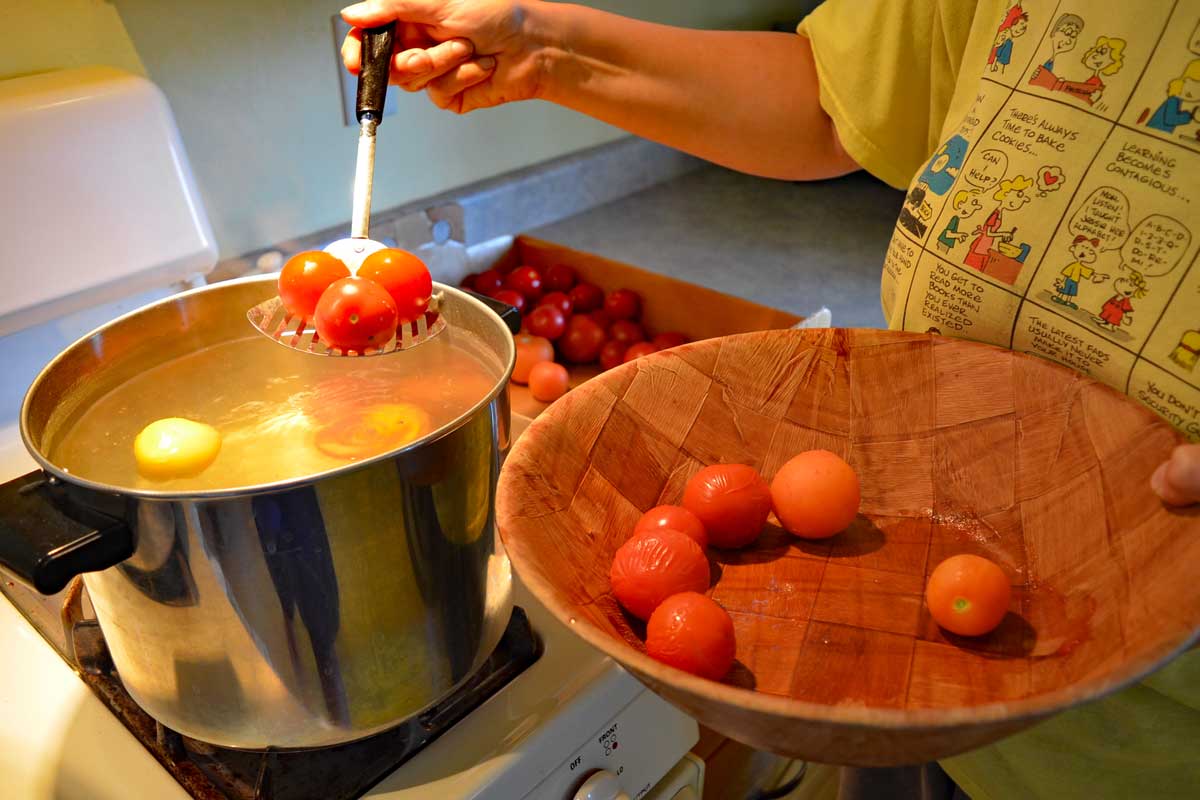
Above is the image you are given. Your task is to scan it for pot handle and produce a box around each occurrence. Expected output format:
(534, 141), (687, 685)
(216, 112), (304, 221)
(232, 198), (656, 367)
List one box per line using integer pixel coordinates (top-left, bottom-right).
(464, 289), (522, 334)
(0, 472), (133, 595)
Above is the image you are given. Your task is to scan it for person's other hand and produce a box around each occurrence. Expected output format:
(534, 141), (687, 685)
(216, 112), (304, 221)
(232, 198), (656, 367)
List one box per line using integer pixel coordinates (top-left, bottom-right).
(341, 1), (546, 114)
(1151, 443), (1200, 506)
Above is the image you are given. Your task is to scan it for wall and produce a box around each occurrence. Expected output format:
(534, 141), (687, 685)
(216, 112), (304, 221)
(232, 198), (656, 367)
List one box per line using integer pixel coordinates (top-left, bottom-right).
(1, 1), (803, 259)
(0, 0), (144, 78)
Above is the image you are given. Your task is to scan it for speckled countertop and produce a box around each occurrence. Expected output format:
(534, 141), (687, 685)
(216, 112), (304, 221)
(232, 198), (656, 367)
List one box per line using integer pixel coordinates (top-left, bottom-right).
(530, 166), (903, 329)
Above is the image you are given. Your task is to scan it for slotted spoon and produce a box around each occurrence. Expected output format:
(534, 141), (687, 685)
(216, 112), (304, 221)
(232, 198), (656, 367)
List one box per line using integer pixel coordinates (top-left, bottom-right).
(247, 22), (446, 356)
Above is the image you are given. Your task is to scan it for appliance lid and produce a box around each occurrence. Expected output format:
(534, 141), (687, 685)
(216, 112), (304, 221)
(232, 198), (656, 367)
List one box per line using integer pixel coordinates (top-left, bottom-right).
(0, 66), (217, 337)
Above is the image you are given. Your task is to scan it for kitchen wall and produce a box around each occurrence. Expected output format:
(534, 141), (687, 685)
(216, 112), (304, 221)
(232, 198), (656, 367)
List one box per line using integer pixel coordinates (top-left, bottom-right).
(0, 0), (144, 78)
(104, 0), (805, 260)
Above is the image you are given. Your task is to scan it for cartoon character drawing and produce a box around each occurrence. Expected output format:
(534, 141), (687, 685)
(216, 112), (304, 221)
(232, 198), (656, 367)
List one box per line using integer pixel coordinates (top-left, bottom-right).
(917, 135), (969, 196)
(1145, 58), (1200, 134)
(1051, 235), (1109, 309)
(898, 184), (932, 238)
(1094, 273), (1148, 329)
(1039, 13), (1084, 72)
(936, 190), (983, 254)
(1076, 36), (1126, 104)
(989, 5), (1029, 74)
(1170, 328), (1200, 371)
(964, 176), (1033, 272)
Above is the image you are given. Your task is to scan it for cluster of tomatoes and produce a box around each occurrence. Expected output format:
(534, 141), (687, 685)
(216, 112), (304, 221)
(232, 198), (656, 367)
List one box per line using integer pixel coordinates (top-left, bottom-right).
(610, 451), (862, 681)
(610, 451), (1013, 683)
(459, 263), (690, 403)
(277, 248), (433, 351)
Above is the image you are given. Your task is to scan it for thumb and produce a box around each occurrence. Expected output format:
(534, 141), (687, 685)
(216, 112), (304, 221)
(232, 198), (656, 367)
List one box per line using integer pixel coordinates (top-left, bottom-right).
(341, 0), (441, 27)
(1151, 444), (1200, 507)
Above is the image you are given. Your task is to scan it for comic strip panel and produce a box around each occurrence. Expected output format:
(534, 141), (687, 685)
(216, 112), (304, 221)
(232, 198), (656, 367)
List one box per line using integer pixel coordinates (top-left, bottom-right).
(1128, 360), (1200, 441)
(1012, 302), (1137, 388)
(902, 252), (1022, 347)
(1121, 4), (1200, 153)
(895, 86), (1010, 250)
(1142, 252), (1200, 388)
(981, 2), (1048, 88)
(926, 93), (1111, 294)
(1025, 128), (1198, 350)
(1017, 2), (1169, 119)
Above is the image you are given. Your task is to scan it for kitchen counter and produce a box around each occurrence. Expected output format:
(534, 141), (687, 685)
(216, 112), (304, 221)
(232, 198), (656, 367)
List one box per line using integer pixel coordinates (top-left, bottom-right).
(530, 165), (904, 329)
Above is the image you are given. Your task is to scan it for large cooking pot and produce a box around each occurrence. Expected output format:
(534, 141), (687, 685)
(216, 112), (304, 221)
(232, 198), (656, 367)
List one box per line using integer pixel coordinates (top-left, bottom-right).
(0, 274), (520, 749)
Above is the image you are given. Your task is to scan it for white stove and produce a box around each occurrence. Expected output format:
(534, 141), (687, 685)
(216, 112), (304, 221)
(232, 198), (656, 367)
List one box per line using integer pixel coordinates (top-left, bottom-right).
(0, 67), (700, 800)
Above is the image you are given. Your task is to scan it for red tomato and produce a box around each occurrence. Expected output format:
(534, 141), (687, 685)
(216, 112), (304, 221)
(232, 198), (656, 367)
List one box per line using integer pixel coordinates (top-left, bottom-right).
(459, 273), (479, 291)
(587, 309), (612, 328)
(474, 269), (504, 295)
(568, 282), (605, 312)
(681, 464), (771, 549)
(278, 251), (350, 318)
(652, 331), (690, 350)
(527, 305), (567, 340)
(504, 266), (544, 302)
(313, 277), (399, 351)
(513, 333), (554, 384)
(634, 505), (707, 549)
(770, 450), (860, 539)
(599, 339), (627, 371)
(926, 555), (1012, 636)
(356, 248), (432, 321)
(558, 315), (607, 363)
(528, 361), (569, 402)
(646, 592), (736, 681)
(492, 288), (526, 314)
(544, 263), (577, 292)
(604, 288), (642, 320)
(622, 342), (660, 363)
(609, 319), (645, 346)
(610, 530), (711, 620)
(538, 291), (573, 315)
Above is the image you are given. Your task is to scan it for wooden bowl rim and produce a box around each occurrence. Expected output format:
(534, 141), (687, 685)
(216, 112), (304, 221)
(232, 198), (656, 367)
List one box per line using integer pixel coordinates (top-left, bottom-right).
(498, 329), (1200, 731)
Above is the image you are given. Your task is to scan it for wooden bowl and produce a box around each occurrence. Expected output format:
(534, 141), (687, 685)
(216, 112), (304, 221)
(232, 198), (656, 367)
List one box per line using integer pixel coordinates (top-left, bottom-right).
(496, 329), (1200, 766)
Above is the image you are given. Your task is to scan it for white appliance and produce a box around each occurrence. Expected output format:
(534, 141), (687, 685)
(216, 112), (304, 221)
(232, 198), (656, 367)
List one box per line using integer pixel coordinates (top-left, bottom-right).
(0, 67), (700, 800)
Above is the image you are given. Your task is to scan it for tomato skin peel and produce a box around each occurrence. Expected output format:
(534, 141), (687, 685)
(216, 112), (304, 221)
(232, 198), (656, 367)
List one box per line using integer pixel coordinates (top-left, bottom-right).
(610, 530), (711, 620)
(682, 464), (772, 549)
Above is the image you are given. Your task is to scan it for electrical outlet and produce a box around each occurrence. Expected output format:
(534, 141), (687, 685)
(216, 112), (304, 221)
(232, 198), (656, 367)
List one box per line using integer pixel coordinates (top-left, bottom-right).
(332, 15), (399, 126)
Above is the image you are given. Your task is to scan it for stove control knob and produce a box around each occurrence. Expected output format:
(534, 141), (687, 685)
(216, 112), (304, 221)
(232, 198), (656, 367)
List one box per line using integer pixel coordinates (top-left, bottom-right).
(573, 769), (630, 800)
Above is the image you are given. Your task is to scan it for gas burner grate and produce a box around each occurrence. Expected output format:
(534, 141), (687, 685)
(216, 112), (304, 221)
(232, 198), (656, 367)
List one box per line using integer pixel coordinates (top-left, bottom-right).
(0, 570), (541, 800)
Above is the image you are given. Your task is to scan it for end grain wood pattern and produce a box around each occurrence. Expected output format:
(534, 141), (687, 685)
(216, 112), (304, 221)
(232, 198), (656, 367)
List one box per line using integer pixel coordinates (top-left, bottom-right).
(496, 329), (1200, 766)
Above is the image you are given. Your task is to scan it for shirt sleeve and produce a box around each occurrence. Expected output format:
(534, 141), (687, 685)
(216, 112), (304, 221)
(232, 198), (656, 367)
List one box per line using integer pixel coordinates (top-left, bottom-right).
(797, 0), (976, 189)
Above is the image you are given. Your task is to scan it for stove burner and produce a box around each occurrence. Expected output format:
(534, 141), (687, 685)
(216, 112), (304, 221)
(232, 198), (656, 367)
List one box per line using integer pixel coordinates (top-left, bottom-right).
(0, 574), (541, 799)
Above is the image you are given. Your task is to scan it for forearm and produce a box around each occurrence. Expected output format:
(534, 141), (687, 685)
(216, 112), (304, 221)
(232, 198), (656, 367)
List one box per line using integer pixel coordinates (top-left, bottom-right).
(526, 3), (858, 181)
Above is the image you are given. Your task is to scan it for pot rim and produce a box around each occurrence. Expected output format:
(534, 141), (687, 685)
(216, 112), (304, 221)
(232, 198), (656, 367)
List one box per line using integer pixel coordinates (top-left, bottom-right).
(19, 274), (516, 501)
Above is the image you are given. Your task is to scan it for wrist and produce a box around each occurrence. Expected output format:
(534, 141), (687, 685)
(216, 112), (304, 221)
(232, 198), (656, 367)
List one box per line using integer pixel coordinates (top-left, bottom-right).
(518, 1), (578, 104)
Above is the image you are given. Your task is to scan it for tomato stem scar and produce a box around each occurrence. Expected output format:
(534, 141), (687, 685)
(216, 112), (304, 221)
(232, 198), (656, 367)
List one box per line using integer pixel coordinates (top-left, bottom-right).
(953, 597), (971, 613)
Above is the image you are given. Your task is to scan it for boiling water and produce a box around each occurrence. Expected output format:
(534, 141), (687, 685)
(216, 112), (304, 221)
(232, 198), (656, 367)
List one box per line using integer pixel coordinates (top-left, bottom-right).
(50, 331), (501, 492)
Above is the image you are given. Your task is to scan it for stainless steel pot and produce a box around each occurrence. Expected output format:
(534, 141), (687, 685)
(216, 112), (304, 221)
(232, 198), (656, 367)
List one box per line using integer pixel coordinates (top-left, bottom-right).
(0, 274), (520, 749)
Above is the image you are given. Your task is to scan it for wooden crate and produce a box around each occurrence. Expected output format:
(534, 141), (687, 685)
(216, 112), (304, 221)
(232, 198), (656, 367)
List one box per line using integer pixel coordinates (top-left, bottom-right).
(503, 236), (802, 418)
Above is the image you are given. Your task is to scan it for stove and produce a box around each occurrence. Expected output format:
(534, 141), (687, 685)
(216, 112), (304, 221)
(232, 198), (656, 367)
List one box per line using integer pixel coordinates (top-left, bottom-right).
(0, 67), (701, 800)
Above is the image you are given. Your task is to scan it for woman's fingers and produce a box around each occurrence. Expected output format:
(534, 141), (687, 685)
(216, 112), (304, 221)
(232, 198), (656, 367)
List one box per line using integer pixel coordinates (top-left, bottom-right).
(426, 57), (497, 113)
(394, 39), (476, 90)
(343, 22), (434, 75)
(1151, 444), (1200, 507)
(341, 1), (442, 28)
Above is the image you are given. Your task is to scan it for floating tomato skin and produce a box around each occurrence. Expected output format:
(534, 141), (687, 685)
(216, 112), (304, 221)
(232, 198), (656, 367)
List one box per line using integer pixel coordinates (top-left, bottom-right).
(681, 464), (772, 548)
(646, 592), (736, 681)
(610, 530), (711, 621)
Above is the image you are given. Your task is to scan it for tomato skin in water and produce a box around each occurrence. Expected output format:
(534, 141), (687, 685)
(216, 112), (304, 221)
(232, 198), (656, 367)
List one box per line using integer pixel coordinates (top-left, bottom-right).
(925, 555), (1012, 636)
(633, 505), (708, 549)
(646, 592), (736, 681)
(770, 450), (861, 539)
(610, 530), (711, 621)
(682, 464), (772, 548)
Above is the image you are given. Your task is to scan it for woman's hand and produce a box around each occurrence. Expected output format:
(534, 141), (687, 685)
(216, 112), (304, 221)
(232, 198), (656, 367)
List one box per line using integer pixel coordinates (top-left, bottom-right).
(340, 0), (546, 114)
(1151, 444), (1200, 506)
